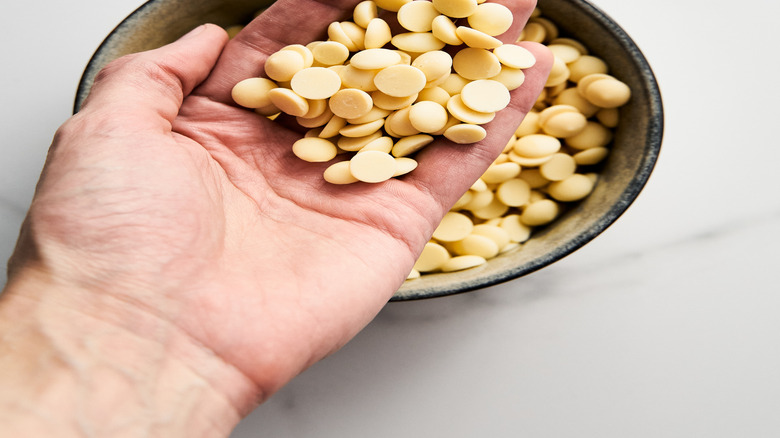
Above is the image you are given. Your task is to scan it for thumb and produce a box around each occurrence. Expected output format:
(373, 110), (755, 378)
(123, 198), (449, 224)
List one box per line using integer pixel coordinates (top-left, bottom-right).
(79, 24), (229, 128)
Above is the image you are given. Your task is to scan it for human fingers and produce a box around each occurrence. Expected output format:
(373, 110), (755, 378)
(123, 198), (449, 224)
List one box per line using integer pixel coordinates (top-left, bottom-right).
(78, 24), (229, 130)
(194, 0), (363, 104)
(406, 41), (553, 211)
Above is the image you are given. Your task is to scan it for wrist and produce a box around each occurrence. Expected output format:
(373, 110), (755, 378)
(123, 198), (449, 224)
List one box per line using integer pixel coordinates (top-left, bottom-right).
(0, 269), (259, 437)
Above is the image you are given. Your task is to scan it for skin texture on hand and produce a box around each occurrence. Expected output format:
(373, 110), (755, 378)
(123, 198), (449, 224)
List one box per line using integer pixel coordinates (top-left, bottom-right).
(1, 0), (551, 435)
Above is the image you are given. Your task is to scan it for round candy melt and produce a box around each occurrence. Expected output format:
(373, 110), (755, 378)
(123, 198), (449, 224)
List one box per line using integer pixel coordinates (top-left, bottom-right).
(443, 124), (487, 144)
(433, 212), (474, 242)
(453, 48), (502, 80)
(265, 50), (305, 81)
(373, 64), (427, 97)
(397, 1), (439, 32)
(292, 137), (338, 162)
(413, 242), (451, 272)
(290, 67), (341, 100)
(432, 0), (478, 18)
(467, 2), (513, 36)
(323, 161), (359, 184)
(431, 15), (463, 46)
(440, 255), (486, 272)
(312, 41), (350, 66)
(460, 79), (511, 113)
(547, 173), (595, 202)
(329, 88), (374, 119)
(267, 88), (309, 117)
(231, 77), (277, 108)
(349, 150), (396, 183)
(409, 101), (449, 133)
(350, 48), (402, 70)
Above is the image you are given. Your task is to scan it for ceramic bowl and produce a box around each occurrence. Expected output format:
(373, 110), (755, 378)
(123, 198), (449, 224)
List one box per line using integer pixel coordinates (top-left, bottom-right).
(75, 0), (663, 301)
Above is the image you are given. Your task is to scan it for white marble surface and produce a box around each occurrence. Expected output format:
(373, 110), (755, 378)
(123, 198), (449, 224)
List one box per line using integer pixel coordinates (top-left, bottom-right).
(2, 0), (780, 436)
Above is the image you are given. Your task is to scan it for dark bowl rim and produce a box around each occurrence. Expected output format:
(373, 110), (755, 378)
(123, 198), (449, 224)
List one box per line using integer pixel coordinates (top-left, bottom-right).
(73, 0), (664, 302)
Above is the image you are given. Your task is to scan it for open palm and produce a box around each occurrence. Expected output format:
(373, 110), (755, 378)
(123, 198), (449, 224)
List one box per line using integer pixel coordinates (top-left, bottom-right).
(11, 0), (551, 403)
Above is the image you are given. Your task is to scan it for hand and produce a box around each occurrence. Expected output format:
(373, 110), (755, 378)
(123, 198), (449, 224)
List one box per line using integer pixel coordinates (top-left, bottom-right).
(1, 0), (551, 434)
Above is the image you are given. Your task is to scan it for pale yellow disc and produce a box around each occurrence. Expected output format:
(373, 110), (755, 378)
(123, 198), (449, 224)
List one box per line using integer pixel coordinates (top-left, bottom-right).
(353, 0), (378, 28)
(471, 224), (511, 250)
(349, 150), (397, 183)
(583, 78), (631, 108)
(339, 119), (385, 138)
(460, 79), (511, 113)
(493, 44), (537, 69)
(397, 1), (439, 32)
(432, 0), (478, 18)
(439, 73), (470, 95)
(231, 77), (277, 109)
(301, 98), (329, 119)
(341, 21), (367, 51)
(572, 147), (609, 165)
(346, 106), (391, 125)
(371, 90), (419, 110)
(391, 134), (434, 157)
(452, 190), (473, 209)
(452, 48), (502, 80)
(513, 134), (561, 158)
(374, 0), (412, 12)
(596, 108), (619, 128)
(547, 174), (595, 202)
(466, 2), (513, 36)
(576, 74), (613, 95)
(471, 196), (510, 220)
(507, 151), (554, 167)
(499, 214), (531, 243)
(520, 199), (559, 226)
(547, 44), (581, 64)
(391, 32), (447, 53)
(393, 157), (418, 177)
(568, 55), (609, 82)
(433, 212), (474, 242)
(495, 178), (531, 207)
(565, 121), (612, 150)
(490, 66), (526, 91)
(364, 18), (393, 49)
(292, 137), (338, 162)
(319, 115), (348, 138)
(264, 50), (305, 82)
(338, 131), (383, 151)
(539, 153), (577, 181)
(443, 123), (487, 144)
(327, 22), (358, 51)
(552, 88), (599, 117)
(455, 26), (502, 49)
(267, 88), (309, 117)
(515, 111), (540, 137)
(323, 160), (359, 184)
(480, 162), (521, 184)
(417, 86), (451, 106)
(312, 41), (350, 66)
(413, 242), (451, 272)
(281, 44), (314, 68)
(541, 111), (587, 138)
(359, 136), (394, 153)
(339, 65), (380, 92)
(290, 67), (342, 100)
(407, 269), (421, 280)
(411, 50), (453, 82)
(374, 64), (428, 97)
(328, 88), (374, 120)
(296, 106), (333, 128)
(409, 101), (449, 133)
(440, 255), (486, 272)
(463, 188), (493, 210)
(451, 234), (499, 259)
(385, 107), (420, 137)
(550, 37), (589, 56)
(471, 178), (488, 192)
(431, 15), (463, 46)
(350, 48), (402, 70)
(446, 94), (496, 125)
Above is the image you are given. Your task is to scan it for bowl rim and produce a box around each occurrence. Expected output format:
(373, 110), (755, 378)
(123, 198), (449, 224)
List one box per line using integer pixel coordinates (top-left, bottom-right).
(73, 0), (664, 302)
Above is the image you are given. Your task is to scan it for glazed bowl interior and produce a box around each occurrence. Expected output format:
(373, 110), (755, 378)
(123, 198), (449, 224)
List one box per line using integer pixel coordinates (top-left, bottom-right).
(75, 0), (663, 301)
